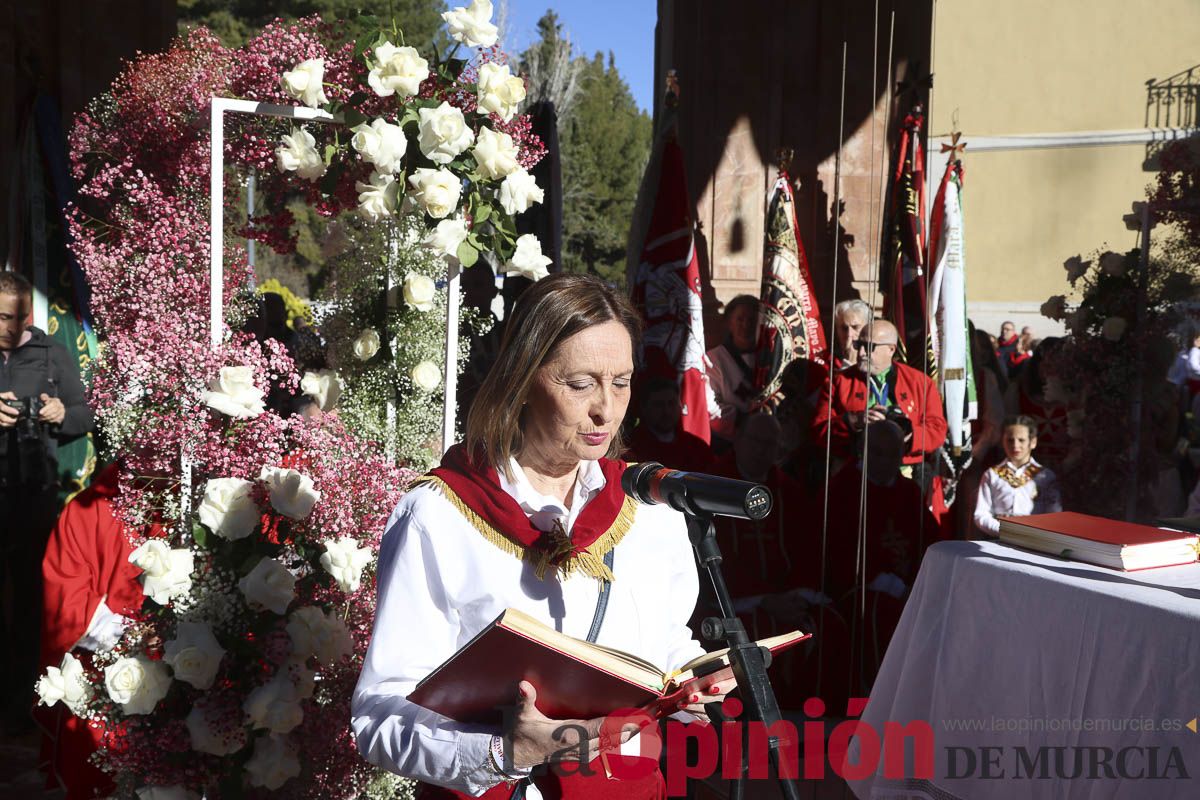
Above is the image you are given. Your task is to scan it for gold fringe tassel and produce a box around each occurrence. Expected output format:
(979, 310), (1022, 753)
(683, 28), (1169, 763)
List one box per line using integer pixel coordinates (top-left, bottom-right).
(412, 476), (637, 583)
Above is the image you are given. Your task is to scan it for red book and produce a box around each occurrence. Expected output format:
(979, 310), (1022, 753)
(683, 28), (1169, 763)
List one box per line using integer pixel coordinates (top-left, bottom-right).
(408, 608), (808, 725)
(997, 511), (1199, 570)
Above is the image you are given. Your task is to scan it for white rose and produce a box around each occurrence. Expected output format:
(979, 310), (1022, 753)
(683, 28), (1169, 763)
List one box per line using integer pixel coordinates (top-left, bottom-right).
(201, 365), (265, 418)
(477, 62), (527, 122)
(163, 622), (225, 690)
(350, 118), (408, 174)
(288, 663), (316, 699)
(259, 466), (321, 519)
(1099, 250), (1127, 277)
(286, 606), (354, 665)
(137, 786), (201, 800)
(128, 540), (194, 606)
(319, 536), (374, 594)
(353, 328), (381, 361)
(104, 656), (171, 715)
(37, 652), (94, 715)
(275, 127), (326, 182)
(417, 102), (475, 165)
(198, 477), (259, 541)
(442, 0), (499, 48)
(472, 126), (520, 180)
(1102, 316), (1127, 341)
(411, 360), (442, 392)
(238, 557), (297, 615)
(185, 702), (246, 756)
(408, 167), (463, 219)
(367, 42), (429, 98)
(403, 273), (438, 312)
(356, 171), (399, 222)
(498, 169), (543, 216)
(1063, 255), (1091, 284)
(244, 734), (302, 790)
(300, 369), (342, 412)
(422, 218), (470, 260)
(244, 676), (303, 735)
(280, 58), (328, 109)
(504, 234), (552, 281)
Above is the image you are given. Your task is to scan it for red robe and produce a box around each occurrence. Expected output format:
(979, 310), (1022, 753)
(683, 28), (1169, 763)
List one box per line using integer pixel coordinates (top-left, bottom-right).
(625, 424), (716, 473)
(811, 361), (948, 466)
(37, 464), (144, 800)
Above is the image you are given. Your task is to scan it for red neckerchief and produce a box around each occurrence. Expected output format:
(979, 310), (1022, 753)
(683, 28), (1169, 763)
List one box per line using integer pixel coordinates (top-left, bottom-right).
(419, 443), (635, 581)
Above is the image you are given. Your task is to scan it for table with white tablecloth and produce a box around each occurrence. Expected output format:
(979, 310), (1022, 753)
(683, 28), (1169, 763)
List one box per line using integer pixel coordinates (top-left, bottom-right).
(848, 539), (1200, 800)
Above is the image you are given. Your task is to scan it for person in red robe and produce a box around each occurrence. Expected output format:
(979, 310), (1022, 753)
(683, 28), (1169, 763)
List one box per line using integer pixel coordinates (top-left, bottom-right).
(36, 462), (143, 800)
(811, 320), (948, 469)
(626, 376), (715, 473)
(819, 421), (942, 713)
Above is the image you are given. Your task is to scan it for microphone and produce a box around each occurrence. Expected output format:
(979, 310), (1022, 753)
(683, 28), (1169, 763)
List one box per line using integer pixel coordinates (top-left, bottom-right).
(621, 462), (773, 520)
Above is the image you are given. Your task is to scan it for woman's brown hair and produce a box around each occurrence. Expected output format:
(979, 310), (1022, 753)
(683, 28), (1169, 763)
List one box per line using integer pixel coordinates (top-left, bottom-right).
(465, 273), (642, 471)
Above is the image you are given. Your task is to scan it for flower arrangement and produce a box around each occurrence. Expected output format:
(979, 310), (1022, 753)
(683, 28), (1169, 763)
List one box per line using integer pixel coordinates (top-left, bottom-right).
(46, 3), (542, 796)
(1040, 246), (1198, 517)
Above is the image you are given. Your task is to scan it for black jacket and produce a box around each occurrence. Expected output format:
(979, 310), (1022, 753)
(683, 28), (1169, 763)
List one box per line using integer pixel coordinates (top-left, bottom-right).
(0, 326), (94, 474)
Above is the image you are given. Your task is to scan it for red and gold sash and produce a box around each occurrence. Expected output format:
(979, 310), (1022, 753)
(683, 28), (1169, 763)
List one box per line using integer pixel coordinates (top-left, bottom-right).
(416, 444), (636, 582)
(992, 462), (1043, 490)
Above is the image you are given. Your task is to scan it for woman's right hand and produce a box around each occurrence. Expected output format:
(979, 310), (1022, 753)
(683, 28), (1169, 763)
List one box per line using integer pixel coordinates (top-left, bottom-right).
(506, 681), (626, 769)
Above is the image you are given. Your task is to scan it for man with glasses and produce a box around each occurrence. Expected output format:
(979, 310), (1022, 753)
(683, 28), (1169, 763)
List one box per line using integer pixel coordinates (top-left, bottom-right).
(812, 319), (947, 474)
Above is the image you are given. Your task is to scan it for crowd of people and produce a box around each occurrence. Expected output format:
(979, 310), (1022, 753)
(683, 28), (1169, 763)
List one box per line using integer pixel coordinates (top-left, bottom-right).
(622, 295), (1074, 712)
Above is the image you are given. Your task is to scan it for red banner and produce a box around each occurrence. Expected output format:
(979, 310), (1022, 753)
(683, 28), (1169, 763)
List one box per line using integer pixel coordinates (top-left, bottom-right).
(629, 137), (711, 444)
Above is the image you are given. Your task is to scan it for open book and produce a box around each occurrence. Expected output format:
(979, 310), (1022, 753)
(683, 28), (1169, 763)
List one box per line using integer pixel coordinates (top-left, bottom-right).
(407, 608), (808, 724)
(999, 511), (1199, 571)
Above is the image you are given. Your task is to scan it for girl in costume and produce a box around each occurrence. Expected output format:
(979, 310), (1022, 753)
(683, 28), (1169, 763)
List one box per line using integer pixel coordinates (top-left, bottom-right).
(974, 415), (1062, 536)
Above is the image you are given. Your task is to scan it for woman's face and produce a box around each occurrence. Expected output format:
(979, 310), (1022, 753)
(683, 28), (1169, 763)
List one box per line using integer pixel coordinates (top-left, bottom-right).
(522, 320), (634, 469)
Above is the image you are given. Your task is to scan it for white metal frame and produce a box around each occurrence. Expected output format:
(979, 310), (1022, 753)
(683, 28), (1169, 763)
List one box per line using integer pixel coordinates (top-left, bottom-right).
(207, 97), (460, 454)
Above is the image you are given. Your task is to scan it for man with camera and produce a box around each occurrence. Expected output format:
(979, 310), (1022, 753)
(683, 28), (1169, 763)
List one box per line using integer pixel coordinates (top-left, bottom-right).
(0, 271), (94, 734)
(812, 318), (947, 481)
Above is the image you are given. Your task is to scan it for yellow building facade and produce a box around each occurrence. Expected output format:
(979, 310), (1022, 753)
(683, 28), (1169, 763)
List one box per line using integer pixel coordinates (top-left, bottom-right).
(928, 0), (1200, 338)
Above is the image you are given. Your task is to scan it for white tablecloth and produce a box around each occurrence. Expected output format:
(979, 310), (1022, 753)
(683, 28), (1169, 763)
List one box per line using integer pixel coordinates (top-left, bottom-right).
(848, 540), (1200, 799)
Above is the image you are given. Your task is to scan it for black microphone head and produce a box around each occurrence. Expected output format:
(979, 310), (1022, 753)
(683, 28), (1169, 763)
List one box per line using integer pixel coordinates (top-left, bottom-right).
(744, 484), (773, 520)
(621, 462), (663, 503)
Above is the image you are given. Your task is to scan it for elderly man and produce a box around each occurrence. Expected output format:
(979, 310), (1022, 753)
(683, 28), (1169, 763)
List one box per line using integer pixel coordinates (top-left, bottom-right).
(812, 319), (947, 470)
(832, 298), (872, 372)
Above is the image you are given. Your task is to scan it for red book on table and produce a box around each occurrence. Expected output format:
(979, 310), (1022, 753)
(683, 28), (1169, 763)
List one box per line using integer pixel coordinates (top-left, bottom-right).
(407, 608), (808, 725)
(997, 511), (1199, 571)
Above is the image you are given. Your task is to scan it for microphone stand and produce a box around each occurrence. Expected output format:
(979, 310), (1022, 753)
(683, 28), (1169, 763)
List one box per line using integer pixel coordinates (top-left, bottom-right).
(684, 511), (802, 800)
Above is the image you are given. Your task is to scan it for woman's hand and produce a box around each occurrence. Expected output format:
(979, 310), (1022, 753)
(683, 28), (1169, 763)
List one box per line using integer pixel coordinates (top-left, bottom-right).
(507, 681), (624, 769)
(679, 678), (738, 722)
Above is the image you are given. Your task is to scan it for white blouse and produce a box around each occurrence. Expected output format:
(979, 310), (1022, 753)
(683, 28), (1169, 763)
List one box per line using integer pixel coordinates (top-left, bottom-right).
(351, 458), (705, 797)
(974, 459), (1062, 535)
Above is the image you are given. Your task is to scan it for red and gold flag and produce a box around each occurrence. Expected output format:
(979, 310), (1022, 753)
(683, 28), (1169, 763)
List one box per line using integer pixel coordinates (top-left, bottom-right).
(753, 172), (827, 406)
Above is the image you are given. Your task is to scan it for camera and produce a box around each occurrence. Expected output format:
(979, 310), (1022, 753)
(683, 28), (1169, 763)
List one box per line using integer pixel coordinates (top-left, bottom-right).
(884, 406), (914, 440)
(0, 396), (53, 489)
(4, 396), (45, 423)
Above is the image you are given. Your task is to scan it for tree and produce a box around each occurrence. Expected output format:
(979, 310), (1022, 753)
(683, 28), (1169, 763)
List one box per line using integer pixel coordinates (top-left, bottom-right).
(177, 0), (447, 51)
(519, 11), (584, 120)
(558, 51), (651, 283)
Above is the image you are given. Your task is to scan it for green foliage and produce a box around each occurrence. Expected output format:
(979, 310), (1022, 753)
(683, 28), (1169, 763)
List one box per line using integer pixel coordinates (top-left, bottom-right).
(177, 0), (447, 51)
(522, 23), (650, 285)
